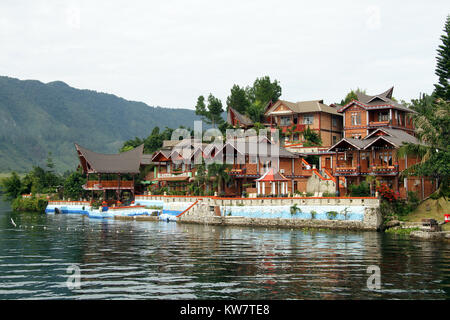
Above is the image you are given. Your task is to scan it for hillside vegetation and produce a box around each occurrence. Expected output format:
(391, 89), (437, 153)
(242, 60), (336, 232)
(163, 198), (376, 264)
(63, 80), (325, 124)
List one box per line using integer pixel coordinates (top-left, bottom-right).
(0, 76), (201, 173)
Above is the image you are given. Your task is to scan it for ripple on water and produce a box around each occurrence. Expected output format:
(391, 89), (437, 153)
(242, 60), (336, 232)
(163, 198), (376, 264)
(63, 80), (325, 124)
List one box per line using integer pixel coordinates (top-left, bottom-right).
(0, 210), (450, 299)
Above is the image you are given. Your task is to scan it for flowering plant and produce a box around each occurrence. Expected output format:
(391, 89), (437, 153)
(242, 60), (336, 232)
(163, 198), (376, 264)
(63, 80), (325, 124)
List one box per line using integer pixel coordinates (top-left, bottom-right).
(376, 183), (400, 202)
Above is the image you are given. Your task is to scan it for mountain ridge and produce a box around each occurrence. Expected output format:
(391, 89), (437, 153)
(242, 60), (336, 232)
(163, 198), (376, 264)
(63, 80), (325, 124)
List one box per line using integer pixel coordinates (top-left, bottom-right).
(0, 76), (201, 173)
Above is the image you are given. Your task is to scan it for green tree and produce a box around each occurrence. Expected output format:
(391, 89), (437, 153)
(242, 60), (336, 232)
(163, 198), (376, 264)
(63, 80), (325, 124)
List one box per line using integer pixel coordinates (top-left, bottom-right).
(226, 84), (251, 114)
(195, 94), (224, 128)
(0, 172), (22, 200)
(207, 163), (232, 195)
(246, 76), (282, 106)
(398, 95), (450, 197)
(242, 76), (282, 123)
(303, 126), (322, 146)
(207, 94), (225, 128)
(46, 152), (55, 171)
(246, 100), (266, 123)
(63, 171), (86, 199)
(434, 15), (450, 100)
(340, 88), (366, 105)
(195, 95), (207, 118)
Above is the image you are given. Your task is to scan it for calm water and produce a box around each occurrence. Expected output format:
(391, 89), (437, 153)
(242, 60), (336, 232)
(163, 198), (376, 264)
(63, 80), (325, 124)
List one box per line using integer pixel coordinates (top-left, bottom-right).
(0, 200), (449, 300)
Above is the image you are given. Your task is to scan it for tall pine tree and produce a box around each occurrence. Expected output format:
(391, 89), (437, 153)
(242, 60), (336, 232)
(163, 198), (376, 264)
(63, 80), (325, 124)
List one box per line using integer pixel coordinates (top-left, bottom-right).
(434, 15), (450, 100)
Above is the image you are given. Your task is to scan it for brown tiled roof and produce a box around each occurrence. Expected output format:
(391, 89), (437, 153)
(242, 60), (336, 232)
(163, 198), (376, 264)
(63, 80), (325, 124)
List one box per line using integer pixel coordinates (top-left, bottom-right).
(266, 99), (342, 116)
(328, 128), (420, 151)
(75, 143), (143, 174)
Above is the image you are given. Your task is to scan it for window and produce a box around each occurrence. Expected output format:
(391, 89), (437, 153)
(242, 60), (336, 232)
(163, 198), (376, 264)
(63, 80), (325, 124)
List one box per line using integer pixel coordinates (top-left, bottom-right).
(351, 112), (361, 125)
(303, 114), (314, 124)
(352, 134), (361, 139)
(332, 116), (337, 127)
(293, 116), (298, 124)
(378, 111), (389, 122)
(280, 116), (291, 126)
(332, 135), (337, 144)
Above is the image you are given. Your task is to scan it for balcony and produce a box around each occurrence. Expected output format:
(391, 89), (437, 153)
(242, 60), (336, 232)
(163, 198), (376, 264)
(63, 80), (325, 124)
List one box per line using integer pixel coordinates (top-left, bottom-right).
(334, 166), (359, 175)
(158, 171), (192, 179)
(368, 120), (390, 127)
(83, 180), (134, 190)
(279, 124), (306, 133)
(370, 165), (398, 175)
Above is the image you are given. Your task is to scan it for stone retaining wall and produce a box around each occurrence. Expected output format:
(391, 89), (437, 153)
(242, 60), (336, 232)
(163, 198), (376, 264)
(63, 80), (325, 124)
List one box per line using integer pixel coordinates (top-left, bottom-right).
(136, 195), (382, 231)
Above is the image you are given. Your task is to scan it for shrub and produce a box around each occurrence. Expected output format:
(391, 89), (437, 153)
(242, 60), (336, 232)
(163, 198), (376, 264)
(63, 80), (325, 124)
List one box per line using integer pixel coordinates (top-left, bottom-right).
(322, 192), (336, 197)
(310, 210), (317, 219)
(290, 204), (302, 216)
(348, 181), (370, 197)
(11, 197), (48, 212)
(326, 211), (338, 220)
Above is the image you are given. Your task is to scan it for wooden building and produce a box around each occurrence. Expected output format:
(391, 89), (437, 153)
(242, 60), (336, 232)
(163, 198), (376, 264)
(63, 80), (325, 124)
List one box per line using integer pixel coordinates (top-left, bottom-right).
(264, 99), (343, 146)
(75, 143), (143, 201)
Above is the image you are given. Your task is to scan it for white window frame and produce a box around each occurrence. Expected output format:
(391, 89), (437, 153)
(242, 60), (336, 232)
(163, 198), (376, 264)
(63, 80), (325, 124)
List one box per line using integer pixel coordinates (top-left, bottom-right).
(303, 114), (314, 125)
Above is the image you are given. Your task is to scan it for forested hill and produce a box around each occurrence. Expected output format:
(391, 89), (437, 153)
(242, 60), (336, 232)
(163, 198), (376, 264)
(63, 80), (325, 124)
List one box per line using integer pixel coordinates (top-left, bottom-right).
(0, 76), (201, 173)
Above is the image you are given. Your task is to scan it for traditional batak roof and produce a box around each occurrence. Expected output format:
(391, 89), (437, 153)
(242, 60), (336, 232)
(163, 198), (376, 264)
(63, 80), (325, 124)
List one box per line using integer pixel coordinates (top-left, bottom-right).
(256, 168), (289, 182)
(227, 107), (254, 127)
(75, 143), (143, 174)
(265, 99), (342, 116)
(338, 87), (414, 113)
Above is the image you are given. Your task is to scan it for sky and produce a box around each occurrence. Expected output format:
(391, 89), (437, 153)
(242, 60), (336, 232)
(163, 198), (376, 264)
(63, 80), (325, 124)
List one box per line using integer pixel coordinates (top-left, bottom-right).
(0, 0), (449, 109)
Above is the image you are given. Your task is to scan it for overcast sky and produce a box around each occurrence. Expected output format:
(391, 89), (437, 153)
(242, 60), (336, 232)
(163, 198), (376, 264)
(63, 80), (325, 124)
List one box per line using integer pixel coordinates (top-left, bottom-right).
(1, 0), (449, 109)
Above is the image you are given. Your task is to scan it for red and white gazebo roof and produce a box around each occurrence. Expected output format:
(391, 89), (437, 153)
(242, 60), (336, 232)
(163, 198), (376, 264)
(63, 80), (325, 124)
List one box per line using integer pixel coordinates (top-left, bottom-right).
(256, 168), (289, 182)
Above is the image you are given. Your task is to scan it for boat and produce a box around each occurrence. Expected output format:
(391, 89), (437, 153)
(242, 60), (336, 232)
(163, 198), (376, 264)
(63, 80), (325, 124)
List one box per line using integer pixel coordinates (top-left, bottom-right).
(45, 201), (150, 219)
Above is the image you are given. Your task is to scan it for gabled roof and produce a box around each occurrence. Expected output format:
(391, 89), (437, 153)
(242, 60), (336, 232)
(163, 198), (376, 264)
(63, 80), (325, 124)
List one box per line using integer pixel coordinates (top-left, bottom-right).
(338, 87), (414, 113)
(265, 99), (342, 116)
(328, 128), (420, 151)
(363, 129), (419, 149)
(327, 137), (376, 151)
(75, 143), (143, 174)
(151, 150), (172, 162)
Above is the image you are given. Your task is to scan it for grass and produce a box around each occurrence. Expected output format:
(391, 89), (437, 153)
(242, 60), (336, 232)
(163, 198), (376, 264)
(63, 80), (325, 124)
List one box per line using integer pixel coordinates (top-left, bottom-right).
(403, 198), (450, 231)
(385, 227), (420, 235)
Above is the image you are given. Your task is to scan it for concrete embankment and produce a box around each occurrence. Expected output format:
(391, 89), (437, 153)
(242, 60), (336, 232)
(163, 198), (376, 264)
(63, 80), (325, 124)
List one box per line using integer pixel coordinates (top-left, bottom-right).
(135, 195), (382, 231)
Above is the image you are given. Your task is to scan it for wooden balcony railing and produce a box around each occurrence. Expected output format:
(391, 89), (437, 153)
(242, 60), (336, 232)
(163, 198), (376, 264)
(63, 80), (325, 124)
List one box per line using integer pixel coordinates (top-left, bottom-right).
(335, 166), (359, 175)
(84, 180), (134, 190)
(370, 165), (397, 175)
(368, 120), (390, 127)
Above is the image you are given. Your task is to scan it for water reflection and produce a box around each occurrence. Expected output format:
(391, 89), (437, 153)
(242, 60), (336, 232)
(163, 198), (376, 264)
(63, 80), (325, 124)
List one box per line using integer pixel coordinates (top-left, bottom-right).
(0, 203), (449, 299)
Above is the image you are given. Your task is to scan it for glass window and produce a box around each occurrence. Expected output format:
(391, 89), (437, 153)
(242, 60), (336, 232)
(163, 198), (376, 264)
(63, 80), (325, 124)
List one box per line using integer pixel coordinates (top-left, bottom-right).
(332, 117), (337, 127)
(351, 113), (361, 125)
(280, 116), (291, 126)
(303, 114), (314, 124)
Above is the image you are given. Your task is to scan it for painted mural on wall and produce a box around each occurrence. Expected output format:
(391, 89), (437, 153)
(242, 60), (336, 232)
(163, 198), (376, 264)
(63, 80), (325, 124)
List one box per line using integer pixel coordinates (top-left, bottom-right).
(220, 205), (365, 221)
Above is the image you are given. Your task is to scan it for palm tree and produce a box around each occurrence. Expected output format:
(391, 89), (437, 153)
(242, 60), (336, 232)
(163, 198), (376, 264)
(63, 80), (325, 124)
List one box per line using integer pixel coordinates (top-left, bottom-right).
(207, 163), (232, 195)
(397, 95), (449, 197)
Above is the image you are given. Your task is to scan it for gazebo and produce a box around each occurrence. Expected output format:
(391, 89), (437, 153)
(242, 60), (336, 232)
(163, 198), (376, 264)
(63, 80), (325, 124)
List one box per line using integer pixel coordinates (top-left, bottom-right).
(256, 168), (290, 196)
(75, 143), (144, 201)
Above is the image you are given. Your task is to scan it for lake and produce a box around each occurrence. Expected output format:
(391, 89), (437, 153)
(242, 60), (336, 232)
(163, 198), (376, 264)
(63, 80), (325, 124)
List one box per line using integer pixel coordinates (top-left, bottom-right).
(0, 200), (449, 299)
